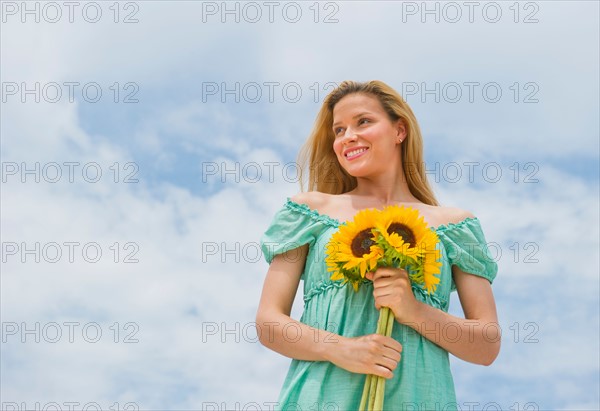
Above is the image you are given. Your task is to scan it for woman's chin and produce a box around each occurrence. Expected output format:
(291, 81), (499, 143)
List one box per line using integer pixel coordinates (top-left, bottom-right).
(343, 168), (371, 179)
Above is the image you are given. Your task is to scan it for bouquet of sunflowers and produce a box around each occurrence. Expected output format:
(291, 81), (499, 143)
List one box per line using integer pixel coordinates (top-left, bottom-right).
(325, 206), (442, 411)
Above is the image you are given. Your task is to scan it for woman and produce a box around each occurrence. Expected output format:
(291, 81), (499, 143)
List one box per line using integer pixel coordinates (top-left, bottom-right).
(256, 80), (499, 410)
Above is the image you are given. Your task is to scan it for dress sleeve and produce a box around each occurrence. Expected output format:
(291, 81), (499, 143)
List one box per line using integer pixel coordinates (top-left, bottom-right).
(437, 217), (498, 289)
(260, 199), (328, 264)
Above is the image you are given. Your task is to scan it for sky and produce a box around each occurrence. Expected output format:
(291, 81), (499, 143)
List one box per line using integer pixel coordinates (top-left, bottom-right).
(1, 1), (599, 410)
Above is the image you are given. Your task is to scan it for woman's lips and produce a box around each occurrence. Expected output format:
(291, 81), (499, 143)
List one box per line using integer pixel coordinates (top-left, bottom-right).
(344, 147), (369, 160)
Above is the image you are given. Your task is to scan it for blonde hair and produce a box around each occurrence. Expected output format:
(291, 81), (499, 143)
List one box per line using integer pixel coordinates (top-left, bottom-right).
(298, 80), (439, 206)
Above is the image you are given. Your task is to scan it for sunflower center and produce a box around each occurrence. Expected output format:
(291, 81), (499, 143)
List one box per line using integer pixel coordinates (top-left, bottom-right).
(388, 223), (416, 247)
(351, 228), (375, 257)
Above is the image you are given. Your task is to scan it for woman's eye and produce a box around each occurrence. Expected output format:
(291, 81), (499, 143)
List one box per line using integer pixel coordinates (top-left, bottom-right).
(359, 118), (369, 125)
(334, 127), (343, 135)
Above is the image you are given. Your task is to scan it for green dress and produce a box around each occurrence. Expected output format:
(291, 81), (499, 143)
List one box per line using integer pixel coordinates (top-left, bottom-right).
(260, 198), (498, 411)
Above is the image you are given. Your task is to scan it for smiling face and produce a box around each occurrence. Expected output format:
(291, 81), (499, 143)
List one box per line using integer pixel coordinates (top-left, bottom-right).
(332, 93), (406, 179)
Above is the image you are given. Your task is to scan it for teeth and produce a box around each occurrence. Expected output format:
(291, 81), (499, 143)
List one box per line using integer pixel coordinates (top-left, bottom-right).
(346, 148), (367, 157)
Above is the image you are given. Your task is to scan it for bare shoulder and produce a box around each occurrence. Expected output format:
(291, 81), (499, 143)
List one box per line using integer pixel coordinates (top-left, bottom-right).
(290, 191), (332, 211)
(434, 205), (476, 226)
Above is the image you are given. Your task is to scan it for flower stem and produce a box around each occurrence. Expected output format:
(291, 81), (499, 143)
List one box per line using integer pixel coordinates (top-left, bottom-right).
(368, 306), (390, 410)
(362, 304), (387, 410)
(385, 307), (394, 337)
(375, 307), (392, 409)
(374, 376), (386, 410)
(368, 373), (378, 410)
(359, 374), (371, 411)
(361, 304), (397, 409)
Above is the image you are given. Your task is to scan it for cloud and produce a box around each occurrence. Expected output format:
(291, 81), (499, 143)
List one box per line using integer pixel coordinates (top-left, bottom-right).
(2, 1), (598, 409)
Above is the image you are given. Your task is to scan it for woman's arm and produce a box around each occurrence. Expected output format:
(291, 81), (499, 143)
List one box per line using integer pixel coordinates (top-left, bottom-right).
(256, 245), (403, 378)
(367, 266), (500, 366)
(255, 244), (335, 361)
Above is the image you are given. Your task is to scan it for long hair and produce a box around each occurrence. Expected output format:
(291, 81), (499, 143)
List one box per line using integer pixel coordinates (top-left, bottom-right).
(298, 80), (439, 206)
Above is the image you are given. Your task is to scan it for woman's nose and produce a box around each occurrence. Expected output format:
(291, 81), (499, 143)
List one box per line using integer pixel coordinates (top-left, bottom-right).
(341, 128), (358, 143)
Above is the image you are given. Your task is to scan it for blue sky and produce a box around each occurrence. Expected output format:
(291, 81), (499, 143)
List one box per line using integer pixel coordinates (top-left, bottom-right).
(1, 1), (599, 410)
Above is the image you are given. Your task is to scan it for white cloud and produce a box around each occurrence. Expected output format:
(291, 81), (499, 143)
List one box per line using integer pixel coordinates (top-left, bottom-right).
(2, 1), (598, 409)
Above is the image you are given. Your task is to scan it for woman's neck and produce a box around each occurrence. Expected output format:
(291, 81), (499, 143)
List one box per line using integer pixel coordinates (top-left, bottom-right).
(350, 173), (419, 205)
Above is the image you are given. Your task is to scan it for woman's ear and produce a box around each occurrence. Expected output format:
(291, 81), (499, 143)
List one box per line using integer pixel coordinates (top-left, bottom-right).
(396, 120), (407, 143)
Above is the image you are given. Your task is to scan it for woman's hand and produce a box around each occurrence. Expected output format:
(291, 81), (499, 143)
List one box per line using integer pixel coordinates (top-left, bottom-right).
(326, 334), (402, 379)
(365, 267), (422, 324)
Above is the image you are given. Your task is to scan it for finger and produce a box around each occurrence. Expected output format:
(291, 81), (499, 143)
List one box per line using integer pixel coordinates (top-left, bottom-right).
(371, 278), (387, 289)
(376, 355), (399, 372)
(373, 268), (393, 279)
(380, 267), (408, 279)
(383, 338), (403, 353)
(372, 282), (395, 294)
(373, 364), (394, 379)
(382, 346), (402, 363)
(373, 289), (395, 301)
(369, 333), (400, 347)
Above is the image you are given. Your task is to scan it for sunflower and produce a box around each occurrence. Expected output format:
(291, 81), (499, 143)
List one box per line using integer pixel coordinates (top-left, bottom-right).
(326, 208), (384, 291)
(374, 205), (432, 262)
(409, 229), (442, 294)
